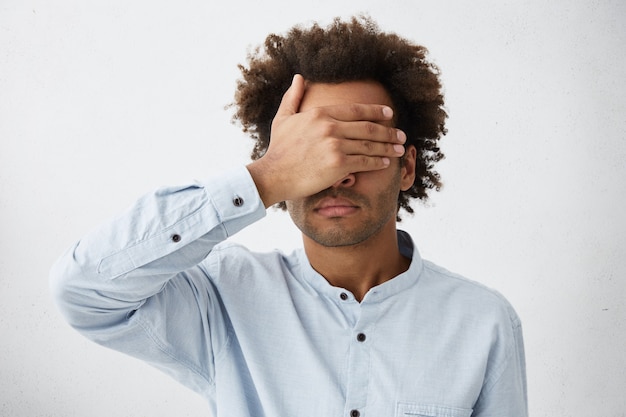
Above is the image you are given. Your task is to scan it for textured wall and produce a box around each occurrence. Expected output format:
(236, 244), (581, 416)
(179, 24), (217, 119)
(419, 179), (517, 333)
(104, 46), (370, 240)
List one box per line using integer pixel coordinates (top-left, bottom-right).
(1, 0), (624, 415)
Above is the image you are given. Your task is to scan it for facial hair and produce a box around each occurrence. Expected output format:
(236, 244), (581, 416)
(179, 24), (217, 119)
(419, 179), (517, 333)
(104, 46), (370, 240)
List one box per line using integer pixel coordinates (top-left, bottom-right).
(286, 172), (401, 248)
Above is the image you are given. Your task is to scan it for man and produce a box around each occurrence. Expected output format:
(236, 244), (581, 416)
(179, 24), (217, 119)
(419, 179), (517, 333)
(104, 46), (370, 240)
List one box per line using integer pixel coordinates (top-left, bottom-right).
(51, 16), (527, 417)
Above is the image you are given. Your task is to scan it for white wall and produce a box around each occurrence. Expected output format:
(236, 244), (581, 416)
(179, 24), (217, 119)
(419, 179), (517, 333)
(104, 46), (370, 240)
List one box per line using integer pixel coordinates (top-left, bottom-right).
(1, 0), (625, 415)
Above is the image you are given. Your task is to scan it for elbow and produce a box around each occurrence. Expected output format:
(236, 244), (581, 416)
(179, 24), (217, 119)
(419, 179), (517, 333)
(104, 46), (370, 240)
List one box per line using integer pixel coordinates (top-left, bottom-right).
(49, 242), (136, 337)
(49, 243), (110, 332)
(49, 244), (88, 328)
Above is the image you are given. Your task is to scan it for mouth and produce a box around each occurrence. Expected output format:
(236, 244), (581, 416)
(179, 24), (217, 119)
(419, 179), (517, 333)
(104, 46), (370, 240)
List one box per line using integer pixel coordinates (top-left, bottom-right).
(313, 197), (360, 218)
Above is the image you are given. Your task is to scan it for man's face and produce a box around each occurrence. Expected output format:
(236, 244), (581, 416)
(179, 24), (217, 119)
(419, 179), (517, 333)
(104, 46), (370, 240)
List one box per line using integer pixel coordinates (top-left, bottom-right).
(286, 80), (415, 247)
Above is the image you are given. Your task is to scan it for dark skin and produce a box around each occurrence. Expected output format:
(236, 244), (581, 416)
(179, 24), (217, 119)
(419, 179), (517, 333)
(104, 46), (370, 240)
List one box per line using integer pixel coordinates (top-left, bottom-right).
(247, 75), (417, 301)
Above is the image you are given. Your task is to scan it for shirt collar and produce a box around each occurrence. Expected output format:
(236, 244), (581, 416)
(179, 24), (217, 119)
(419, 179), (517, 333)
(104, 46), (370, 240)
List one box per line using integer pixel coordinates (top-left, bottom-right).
(296, 230), (424, 303)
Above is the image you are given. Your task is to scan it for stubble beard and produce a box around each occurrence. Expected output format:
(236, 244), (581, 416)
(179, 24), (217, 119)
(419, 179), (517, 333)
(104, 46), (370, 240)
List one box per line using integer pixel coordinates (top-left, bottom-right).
(287, 186), (400, 248)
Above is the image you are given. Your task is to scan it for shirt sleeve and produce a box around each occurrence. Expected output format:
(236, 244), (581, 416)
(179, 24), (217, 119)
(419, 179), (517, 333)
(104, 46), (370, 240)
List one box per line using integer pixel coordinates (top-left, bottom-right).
(49, 165), (265, 395)
(472, 312), (528, 417)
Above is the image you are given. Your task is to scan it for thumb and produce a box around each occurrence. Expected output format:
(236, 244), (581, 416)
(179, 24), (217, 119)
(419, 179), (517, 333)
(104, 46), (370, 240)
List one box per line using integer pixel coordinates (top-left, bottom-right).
(275, 74), (305, 118)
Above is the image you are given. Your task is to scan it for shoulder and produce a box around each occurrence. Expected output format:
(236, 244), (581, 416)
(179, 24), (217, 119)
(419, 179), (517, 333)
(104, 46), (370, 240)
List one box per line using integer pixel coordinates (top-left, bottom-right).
(208, 240), (296, 263)
(419, 259), (521, 329)
(201, 241), (301, 283)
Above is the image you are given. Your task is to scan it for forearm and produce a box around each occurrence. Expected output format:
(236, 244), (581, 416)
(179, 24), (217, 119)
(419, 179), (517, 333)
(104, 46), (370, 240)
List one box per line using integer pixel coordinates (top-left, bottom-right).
(50, 166), (265, 332)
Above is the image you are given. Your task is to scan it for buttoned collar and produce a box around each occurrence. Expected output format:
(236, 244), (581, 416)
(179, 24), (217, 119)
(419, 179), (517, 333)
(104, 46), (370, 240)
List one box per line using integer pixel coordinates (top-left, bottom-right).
(296, 230), (424, 304)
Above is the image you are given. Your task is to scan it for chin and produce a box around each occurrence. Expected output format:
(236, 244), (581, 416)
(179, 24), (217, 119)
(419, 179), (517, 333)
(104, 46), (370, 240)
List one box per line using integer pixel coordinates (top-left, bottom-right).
(302, 220), (389, 248)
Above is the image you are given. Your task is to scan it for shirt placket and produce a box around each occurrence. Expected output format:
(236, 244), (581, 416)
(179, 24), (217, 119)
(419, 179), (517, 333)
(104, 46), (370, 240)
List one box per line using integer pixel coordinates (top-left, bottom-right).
(338, 293), (375, 417)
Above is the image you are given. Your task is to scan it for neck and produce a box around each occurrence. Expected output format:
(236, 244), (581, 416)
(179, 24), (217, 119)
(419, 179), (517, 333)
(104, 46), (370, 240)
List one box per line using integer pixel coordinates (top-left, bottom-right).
(303, 222), (411, 302)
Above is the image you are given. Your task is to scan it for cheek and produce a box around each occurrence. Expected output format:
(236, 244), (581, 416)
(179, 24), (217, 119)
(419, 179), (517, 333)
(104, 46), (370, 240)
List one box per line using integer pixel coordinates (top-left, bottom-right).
(285, 200), (304, 220)
(285, 201), (295, 215)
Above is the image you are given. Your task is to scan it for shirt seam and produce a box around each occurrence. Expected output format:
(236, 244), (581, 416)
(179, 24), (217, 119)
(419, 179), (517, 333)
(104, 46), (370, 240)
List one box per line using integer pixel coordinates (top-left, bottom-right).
(422, 261), (520, 323)
(422, 261), (522, 398)
(134, 314), (216, 387)
(482, 321), (519, 394)
(96, 202), (213, 277)
(197, 249), (234, 368)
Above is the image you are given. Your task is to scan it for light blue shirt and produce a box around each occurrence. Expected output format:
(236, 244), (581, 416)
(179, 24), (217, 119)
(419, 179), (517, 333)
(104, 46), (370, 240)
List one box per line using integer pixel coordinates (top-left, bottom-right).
(50, 166), (527, 417)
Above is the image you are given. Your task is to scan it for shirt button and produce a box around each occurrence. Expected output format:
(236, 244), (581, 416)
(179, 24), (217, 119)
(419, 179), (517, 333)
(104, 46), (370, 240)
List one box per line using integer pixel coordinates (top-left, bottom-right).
(232, 195), (244, 207)
(340, 292), (348, 300)
(350, 410), (360, 417)
(356, 333), (366, 342)
(171, 234), (181, 243)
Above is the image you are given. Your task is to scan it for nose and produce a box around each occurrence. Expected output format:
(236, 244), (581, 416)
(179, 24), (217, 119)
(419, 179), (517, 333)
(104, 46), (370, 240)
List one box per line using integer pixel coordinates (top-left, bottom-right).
(332, 173), (356, 188)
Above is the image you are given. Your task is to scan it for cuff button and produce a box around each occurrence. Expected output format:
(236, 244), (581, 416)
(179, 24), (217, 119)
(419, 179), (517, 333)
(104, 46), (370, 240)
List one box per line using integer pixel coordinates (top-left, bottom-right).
(233, 196), (244, 207)
(171, 234), (181, 243)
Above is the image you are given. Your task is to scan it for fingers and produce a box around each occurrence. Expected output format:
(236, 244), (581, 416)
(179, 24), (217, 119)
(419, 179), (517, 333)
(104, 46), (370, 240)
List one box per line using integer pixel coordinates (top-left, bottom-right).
(321, 134), (404, 174)
(274, 74), (305, 118)
(322, 102), (395, 122)
(343, 154), (392, 172)
(336, 120), (406, 145)
(324, 120), (406, 174)
(340, 138), (406, 158)
(304, 104), (404, 147)
(259, 77), (409, 202)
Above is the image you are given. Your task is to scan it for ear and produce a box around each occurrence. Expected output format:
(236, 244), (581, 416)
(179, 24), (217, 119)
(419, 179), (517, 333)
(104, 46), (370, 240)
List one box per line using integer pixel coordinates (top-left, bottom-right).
(400, 145), (417, 192)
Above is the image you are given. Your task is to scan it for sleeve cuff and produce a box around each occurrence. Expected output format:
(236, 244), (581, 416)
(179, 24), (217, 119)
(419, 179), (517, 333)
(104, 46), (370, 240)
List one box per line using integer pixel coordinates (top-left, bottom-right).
(201, 166), (266, 237)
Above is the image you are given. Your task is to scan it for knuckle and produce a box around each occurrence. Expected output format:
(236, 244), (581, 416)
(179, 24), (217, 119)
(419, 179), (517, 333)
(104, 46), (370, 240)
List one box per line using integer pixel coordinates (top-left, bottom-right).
(310, 107), (325, 119)
(327, 153), (345, 169)
(359, 155), (371, 167)
(364, 121), (377, 136)
(361, 140), (374, 153)
(327, 137), (342, 152)
(320, 121), (337, 137)
(348, 103), (362, 118)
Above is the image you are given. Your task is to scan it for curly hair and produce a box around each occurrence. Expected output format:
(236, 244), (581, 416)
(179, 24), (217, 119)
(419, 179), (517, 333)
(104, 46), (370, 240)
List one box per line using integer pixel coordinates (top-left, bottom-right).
(232, 16), (447, 218)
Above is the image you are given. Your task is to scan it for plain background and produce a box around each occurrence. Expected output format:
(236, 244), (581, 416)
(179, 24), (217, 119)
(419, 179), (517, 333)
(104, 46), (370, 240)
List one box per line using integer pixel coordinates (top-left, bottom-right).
(1, 0), (625, 415)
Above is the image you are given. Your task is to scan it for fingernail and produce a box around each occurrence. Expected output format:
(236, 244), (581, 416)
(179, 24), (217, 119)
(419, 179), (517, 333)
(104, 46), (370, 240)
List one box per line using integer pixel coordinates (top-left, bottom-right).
(382, 157), (390, 166)
(382, 106), (393, 118)
(393, 144), (405, 155)
(396, 130), (406, 143)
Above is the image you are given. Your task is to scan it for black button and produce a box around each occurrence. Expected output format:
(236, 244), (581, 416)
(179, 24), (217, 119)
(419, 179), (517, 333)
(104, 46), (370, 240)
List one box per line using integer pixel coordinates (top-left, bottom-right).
(340, 292), (348, 300)
(356, 333), (366, 342)
(350, 410), (360, 417)
(171, 234), (181, 243)
(233, 196), (244, 207)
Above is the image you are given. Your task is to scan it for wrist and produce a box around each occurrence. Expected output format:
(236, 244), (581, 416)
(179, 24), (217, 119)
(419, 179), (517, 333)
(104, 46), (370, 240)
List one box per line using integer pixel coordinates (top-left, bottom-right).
(246, 160), (282, 208)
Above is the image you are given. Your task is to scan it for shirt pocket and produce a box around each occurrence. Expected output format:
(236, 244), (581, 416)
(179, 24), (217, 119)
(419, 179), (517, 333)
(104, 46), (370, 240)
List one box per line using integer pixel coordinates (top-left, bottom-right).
(396, 402), (473, 417)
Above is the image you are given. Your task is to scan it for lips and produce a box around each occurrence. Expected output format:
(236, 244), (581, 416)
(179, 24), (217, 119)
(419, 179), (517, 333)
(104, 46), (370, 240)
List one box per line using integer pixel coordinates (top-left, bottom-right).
(314, 197), (359, 217)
